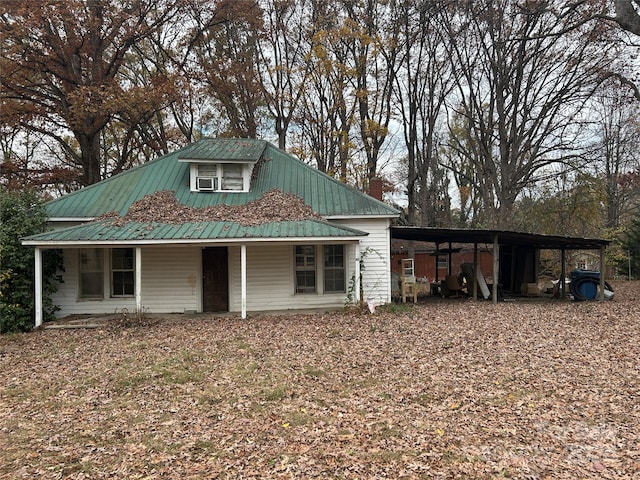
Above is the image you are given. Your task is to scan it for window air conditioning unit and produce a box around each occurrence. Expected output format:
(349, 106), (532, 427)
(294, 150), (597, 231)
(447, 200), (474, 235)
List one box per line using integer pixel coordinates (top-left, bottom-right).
(197, 177), (217, 191)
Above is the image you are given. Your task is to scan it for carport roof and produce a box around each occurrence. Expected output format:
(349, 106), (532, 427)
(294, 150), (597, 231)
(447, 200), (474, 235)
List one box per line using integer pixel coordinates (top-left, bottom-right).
(391, 226), (609, 250)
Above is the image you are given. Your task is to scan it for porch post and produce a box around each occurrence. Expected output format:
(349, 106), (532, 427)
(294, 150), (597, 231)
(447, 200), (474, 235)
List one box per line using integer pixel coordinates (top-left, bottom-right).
(241, 244), (247, 319)
(135, 247), (142, 313)
(354, 242), (361, 304)
(34, 247), (43, 328)
(492, 235), (499, 304)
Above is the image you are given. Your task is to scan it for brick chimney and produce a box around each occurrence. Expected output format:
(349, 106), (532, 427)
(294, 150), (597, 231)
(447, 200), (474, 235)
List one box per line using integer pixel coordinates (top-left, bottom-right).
(368, 177), (383, 201)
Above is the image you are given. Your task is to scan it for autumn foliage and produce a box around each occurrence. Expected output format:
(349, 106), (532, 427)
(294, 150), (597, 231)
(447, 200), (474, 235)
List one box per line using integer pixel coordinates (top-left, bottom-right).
(1, 282), (639, 477)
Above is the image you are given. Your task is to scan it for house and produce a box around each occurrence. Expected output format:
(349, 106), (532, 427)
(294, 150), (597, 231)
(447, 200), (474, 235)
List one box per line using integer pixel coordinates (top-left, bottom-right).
(23, 138), (399, 325)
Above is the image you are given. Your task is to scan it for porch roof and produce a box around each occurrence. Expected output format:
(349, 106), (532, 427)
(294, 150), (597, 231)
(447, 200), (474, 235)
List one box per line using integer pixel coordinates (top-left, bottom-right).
(22, 219), (368, 246)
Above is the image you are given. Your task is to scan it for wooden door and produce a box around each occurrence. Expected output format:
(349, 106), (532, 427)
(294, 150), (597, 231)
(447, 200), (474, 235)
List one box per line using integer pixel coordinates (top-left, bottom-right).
(202, 247), (228, 312)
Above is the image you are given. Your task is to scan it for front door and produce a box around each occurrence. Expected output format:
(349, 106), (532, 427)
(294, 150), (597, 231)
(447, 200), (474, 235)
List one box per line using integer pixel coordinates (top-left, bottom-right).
(202, 247), (229, 312)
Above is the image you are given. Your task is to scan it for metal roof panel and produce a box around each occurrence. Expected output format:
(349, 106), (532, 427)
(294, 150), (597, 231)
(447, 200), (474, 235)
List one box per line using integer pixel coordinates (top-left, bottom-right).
(44, 138), (399, 221)
(23, 219), (368, 244)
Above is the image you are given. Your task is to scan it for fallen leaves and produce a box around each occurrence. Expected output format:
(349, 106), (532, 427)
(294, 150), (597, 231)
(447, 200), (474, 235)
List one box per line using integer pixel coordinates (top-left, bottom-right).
(98, 189), (321, 227)
(1, 281), (639, 479)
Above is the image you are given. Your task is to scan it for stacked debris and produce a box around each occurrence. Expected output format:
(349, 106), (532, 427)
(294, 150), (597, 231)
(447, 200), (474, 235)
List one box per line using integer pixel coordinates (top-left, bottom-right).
(97, 189), (321, 227)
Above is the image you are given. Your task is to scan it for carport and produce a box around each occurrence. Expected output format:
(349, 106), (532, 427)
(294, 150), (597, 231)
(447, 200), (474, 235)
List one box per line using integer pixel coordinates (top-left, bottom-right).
(391, 227), (610, 303)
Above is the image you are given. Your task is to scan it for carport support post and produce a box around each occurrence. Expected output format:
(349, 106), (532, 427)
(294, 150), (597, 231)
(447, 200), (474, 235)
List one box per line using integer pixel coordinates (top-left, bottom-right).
(34, 247), (43, 328)
(599, 245), (606, 301)
(241, 244), (247, 319)
(355, 243), (361, 305)
(561, 248), (566, 299)
(135, 247), (142, 314)
(473, 243), (478, 300)
(492, 235), (499, 304)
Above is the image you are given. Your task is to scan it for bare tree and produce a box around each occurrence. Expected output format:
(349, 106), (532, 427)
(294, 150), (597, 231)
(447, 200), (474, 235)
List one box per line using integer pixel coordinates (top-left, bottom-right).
(257, 0), (317, 150)
(611, 0), (640, 35)
(394, 1), (456, 227)
(442, 0), (616, 228)
(342, 0), (402, 181)
(295, 1), (357, 181)
(587, 78), (640, 228)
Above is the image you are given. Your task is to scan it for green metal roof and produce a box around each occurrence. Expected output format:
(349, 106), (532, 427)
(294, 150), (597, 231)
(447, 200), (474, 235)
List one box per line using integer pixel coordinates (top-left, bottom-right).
(177, 137), (266, 161)
(45, 138), (399, 219)
(23, 219), (368, 245)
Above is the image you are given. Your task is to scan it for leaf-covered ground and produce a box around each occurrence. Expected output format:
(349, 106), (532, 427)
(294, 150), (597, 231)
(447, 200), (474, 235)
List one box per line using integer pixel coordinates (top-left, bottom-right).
(2, 282), (639, 479)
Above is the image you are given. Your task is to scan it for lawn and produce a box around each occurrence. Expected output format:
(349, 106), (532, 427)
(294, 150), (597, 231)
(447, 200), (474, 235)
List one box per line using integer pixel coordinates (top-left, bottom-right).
(1, 282), (639, 479)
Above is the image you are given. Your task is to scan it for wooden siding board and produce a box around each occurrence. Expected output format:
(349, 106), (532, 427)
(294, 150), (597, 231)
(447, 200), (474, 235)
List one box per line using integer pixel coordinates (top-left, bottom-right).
(51, 246), (201, 317)
(332, 218), (392, 305)
(141, 247), (200, 313)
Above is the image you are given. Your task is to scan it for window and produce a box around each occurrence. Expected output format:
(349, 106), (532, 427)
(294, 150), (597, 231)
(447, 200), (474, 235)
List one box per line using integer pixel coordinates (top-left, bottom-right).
(112, 248), (135, 297)
(221, 163), (243, 190)
(194, 163), (246, 192)
(324, 245), (345, 293)
(79, 248), (104, 299)
(436, 256), (448, 269)
(295, 245), (316, 293)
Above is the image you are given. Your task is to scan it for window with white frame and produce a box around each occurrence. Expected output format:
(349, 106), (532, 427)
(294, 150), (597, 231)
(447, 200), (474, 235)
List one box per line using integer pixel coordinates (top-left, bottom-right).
(196, 164), (218, 191)
(111, 248), (135, 297)
(78, 248), (136, 299)
(193, 162), (249, 192)
(79, 248), (104, 299)
(436, 256), (447, 269)
(221, 163), (244, 190)
(295, 245), (316, 293)
(324, 245), (345, 293)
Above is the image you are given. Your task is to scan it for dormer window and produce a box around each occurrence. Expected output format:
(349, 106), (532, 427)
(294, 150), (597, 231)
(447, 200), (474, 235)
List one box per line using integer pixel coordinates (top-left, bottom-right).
(185, 161), (253, 192)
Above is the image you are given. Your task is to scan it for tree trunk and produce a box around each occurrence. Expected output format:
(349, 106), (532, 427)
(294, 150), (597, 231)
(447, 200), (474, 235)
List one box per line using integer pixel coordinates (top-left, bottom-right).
(77, 133), (102, 186)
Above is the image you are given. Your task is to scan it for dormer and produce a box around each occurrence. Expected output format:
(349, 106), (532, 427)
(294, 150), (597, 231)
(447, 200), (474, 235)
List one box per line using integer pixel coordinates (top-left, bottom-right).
(182, 160), (253, 193)
(178, 139), (266, 193)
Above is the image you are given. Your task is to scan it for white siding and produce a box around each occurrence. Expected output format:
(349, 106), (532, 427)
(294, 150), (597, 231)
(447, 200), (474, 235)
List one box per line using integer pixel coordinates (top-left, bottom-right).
(51, 248), (136, 317)
(141, 246), (200, 313)
(332, 218), (392, 305)
(228, 244), (351, 312)
(51, 246), (201, 317)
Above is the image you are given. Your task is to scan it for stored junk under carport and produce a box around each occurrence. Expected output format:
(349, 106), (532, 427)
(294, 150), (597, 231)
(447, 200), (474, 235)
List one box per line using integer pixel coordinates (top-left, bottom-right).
(390, 226), (610, 303)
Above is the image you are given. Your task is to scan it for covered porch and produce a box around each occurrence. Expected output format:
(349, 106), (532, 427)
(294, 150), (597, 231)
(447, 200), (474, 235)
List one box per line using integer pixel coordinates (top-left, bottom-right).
(23, 219), (371, 326)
